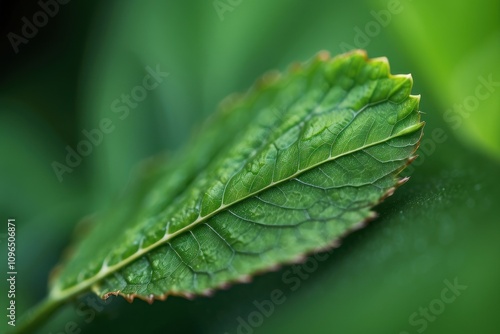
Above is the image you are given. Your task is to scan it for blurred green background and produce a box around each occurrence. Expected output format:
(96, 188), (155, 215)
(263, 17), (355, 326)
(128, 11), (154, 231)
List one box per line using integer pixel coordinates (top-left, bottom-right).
(1, 0), (499, 333)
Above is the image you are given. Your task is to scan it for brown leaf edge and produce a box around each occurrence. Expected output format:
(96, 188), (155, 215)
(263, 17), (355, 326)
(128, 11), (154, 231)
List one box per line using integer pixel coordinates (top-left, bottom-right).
(96, 51), (425, 304)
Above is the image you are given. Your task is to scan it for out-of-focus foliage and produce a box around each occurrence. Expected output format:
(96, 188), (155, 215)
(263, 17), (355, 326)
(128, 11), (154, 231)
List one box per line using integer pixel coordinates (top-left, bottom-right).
(377, 0), (500, 159)
(0, 0), (498, 333)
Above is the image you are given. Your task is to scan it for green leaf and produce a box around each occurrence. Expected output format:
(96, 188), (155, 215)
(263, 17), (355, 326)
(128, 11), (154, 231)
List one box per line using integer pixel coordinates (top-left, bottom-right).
(377, 0), (500, 159)
(19, 50), (423, 331)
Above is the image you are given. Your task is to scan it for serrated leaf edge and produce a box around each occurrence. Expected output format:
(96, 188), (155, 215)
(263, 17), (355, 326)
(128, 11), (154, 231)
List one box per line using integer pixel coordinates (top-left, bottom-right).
(49, 50), (424, 305)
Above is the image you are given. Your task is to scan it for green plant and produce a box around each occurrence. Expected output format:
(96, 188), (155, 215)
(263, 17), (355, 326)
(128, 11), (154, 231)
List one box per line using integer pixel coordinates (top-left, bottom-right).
(16, 50), (423, 333)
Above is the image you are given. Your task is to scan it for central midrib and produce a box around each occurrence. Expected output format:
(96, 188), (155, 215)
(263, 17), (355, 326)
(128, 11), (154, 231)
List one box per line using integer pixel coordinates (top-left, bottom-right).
(50, 117), (421, 302)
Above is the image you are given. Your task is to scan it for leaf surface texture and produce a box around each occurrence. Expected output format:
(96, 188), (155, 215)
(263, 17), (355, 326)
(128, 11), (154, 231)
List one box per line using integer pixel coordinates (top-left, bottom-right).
(50, 51), (423, 302)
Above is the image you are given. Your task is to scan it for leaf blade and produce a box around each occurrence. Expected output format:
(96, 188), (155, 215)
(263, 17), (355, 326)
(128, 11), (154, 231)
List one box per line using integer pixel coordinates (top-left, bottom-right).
(50, 50), (423, 303)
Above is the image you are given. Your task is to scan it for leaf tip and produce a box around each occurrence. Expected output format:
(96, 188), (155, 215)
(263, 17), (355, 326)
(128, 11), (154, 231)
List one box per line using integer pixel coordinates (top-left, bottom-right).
(289, 62), (303, 73)
(256, 70), (281, 89)
(397, 176), (411, 186)
(408, 155), (419, 164)
(382, 187), (396, 200)
(346, 49), (368, 58)
(410, 93), (421, 105)
(370, 56), (390, 66)
(316, 50), (331, 61)
(146, 294), (155, 304)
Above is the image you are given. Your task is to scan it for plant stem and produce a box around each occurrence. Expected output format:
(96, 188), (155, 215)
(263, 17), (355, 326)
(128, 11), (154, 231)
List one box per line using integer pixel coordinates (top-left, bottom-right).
(13, 296), (65, 334)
